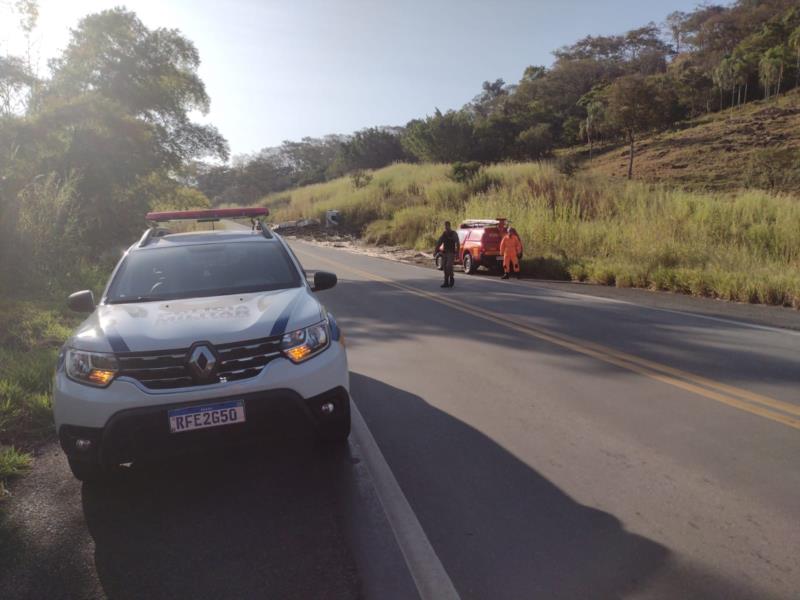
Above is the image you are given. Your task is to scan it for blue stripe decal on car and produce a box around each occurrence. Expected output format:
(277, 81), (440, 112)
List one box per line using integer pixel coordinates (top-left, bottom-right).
(269, 295), (299, 337)
(105, 326), (130, 352)
(328, 313), (341, 342)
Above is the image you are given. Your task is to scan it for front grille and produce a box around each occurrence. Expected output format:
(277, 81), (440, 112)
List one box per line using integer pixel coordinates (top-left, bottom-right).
(117, 336), (282, 389)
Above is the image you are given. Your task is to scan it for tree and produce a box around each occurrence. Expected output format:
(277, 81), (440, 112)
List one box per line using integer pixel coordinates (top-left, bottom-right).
(789, 26), (800, 88)
(577, 86), (612, 158)
(279, 135), (344, 185)
(401, 110), (479, 163)
(713, 57), (735, 110)
(8, 0), (40, 83)
(713, 55), (751, 111)
(334, 127), (407, 173)
(47, 8), (228, 167)
(5, 7), (230, 256)
(665, 11), (688, 54)
(602, 75), (673, 179)
(0, 56), (36, 115)
(521, 66), (546, 82)
(759, 47), (783, 99)
(581, 99), (604, 159)
(468, 79), (507, 117)
(732, 56), (749, 107)
(516, 123), (553, 159)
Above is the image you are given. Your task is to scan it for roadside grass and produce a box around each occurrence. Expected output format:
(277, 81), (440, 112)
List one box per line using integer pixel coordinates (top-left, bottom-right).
(0, 299), (78, 497)
(261, 161), (800, 308)
(0, 447), (31, 497)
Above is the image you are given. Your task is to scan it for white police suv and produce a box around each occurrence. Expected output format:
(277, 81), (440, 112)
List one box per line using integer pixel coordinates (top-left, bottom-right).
(54, 208), (349, 482)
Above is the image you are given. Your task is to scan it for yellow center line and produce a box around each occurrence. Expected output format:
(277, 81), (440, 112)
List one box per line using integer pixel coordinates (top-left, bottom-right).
(298, 244), (800, 431)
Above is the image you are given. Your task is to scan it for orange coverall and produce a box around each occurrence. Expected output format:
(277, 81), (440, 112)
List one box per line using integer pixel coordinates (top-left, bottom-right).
(500, 234), (522, 273)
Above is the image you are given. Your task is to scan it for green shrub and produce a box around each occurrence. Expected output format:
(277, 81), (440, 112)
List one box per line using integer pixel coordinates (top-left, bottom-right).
(350, 169), (373, 189)
(447, 161), (482, 183)
(0, 446), (30, 481)
(554, 154), (580, 177)
(745, 147), (800, 192)
(0, 445), (31, 498)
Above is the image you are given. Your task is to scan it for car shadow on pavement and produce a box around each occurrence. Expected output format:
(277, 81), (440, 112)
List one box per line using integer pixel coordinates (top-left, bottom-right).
(80, 431), (361, 600)
(350, 373), (764, 600)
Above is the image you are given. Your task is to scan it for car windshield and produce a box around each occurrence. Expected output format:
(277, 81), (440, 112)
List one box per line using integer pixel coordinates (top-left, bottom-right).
(105, 241), (301, 303)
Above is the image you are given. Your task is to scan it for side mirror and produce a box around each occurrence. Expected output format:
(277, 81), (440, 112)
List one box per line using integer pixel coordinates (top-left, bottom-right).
(312, 271), (337, 292)
(68, 290), (95, 313)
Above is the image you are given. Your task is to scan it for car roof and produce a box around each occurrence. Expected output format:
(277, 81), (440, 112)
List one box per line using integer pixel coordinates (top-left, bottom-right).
(130, 229), (278, 252)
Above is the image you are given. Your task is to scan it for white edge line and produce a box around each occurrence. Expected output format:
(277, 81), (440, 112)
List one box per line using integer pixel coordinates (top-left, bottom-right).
(294, 239), (800, 338)
(350, 400), (461, 600)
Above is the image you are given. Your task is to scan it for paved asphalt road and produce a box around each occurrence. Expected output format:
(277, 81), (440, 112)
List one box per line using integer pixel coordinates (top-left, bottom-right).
(2, 237), (799, 599)
(291, 240), (799, 599)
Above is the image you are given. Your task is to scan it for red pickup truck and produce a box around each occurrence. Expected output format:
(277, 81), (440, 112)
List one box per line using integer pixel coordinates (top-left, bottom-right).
(435, 218), (507, 274)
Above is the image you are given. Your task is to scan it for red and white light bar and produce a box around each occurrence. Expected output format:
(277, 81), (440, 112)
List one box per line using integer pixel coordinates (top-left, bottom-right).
(146, 207), (269, 222)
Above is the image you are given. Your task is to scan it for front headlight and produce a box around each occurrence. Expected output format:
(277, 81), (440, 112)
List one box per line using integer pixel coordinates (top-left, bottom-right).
(65, 348), (119, 387)
(281, 322), (330, 363)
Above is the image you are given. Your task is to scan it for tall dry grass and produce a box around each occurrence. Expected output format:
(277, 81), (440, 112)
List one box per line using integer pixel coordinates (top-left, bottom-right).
(261, 162), (800, 307)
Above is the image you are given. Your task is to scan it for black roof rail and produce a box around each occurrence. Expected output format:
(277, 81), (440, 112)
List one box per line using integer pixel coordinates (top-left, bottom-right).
(253, 218), (273, 239)
(138, 227), (171, 247)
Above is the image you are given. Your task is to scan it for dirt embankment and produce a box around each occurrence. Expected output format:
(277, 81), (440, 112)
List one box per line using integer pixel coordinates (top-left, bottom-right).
(588, 92), (800, 190)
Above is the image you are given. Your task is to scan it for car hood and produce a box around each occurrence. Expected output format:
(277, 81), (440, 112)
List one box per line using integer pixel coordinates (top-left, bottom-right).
(69, 287), (324, 353)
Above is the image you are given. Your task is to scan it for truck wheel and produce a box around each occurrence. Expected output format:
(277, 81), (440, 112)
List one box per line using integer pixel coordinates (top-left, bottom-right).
(68, 458), (112, 483)
(434, 253), (443, 270)
(463, 253), (477, 274)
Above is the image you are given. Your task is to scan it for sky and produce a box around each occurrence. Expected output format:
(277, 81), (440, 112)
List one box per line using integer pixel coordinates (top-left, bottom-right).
(1, 0), (705, 157)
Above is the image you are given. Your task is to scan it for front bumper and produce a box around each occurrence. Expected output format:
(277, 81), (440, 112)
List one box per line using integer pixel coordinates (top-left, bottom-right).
(60, 386), (350, 465)
(54, 339), (348, 429)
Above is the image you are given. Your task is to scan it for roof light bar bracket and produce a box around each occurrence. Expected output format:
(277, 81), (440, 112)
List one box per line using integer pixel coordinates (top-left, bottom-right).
(138, 226), (171, 247)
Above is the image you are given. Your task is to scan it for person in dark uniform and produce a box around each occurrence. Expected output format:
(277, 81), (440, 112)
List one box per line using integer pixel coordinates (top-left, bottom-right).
(435, 221), (460, 288)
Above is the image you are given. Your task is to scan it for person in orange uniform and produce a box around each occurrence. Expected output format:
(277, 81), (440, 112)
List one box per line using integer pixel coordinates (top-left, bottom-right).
(500, 228), (523, 279)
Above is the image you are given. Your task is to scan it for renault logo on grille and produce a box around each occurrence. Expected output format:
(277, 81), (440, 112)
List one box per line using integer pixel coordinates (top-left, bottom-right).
(188, 344), (217, 381)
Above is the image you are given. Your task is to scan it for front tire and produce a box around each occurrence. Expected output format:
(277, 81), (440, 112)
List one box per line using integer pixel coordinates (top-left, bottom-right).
(463, 253), (477, 274)
(68, 458), (113, 483)
(434, 253), (443, 270)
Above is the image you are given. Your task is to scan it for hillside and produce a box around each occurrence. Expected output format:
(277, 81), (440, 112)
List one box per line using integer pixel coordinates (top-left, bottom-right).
(585, 89), (800, 190)
(260, 160), (800, 308)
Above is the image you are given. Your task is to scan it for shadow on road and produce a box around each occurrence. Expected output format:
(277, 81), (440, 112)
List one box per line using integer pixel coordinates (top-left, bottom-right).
(81, 431), (360, 600)
(351, 373), (764, 599)
(323, 275), (800, 397)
